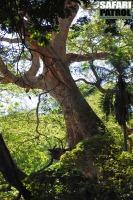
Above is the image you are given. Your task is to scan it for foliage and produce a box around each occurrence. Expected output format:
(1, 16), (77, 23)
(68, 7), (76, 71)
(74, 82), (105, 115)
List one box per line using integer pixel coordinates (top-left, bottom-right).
(24, 134), (133, 200)
(61, 134), (121, 176)
(100, 86), (132, 125)
(1, 0), (132, 47)
(0, 85), (133, 199)
(61, 134), (133, 199)
(0, 83), (39, 114)
(26, 165), (89, 200)
(0, 0), (66, 32)
(68, 17), (133, 54)
(0, 112), (66, 173)
(0, 182), (20, 200)
(0, 110), (66, 198)
(0, 0), (98, 46)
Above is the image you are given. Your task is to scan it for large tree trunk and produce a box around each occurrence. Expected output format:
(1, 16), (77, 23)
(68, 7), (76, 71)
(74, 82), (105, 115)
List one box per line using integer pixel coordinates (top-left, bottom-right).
(53, 80), (106, 147)
(0, 0), (108, 178)
(42, 51), (107, 147)
(42, 52), (107, 177)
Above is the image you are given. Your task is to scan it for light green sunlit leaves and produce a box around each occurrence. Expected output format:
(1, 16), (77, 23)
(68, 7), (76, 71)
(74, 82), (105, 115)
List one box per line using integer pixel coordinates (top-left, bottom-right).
(0, 112), (66, 175)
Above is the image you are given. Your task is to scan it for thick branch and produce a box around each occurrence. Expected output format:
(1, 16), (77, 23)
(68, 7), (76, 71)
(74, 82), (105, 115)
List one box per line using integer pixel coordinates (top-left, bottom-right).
(51, 1), (79, 60)
(66, 52), (108, 63)
(25, 51), (40, 77)
(0, 57), (44, 89)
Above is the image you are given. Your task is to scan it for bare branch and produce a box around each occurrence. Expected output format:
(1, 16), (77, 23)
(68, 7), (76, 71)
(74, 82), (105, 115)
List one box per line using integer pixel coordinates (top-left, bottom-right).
(75, 78), (95, 85)
(89, 62), (115, 93)
(66, 52), (108, 63)
(0, 37), (22, 44)
(75, 77), (115, 94)
(35, 91), (51, 146)
(89, 62), (100, 80)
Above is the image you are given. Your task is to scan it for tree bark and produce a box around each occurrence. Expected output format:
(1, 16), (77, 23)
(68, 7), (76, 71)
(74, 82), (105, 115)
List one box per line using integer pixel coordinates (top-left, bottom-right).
(41, 52), (107, 177)
(41, 50), (107, 148)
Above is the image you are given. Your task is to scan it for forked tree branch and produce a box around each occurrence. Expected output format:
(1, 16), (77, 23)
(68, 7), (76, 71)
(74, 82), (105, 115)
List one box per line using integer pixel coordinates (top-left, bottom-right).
(0, 57), (43, 89)
(75, 78), (115, 94)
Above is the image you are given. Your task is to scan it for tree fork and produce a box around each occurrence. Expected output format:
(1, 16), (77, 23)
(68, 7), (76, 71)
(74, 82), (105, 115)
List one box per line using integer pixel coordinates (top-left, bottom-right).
(43, 58), (107, 147)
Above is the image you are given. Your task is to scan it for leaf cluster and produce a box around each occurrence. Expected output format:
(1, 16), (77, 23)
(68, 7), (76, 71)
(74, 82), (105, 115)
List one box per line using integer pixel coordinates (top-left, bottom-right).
(25, 134), (133, 199)
(0, 0), (65, 33)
